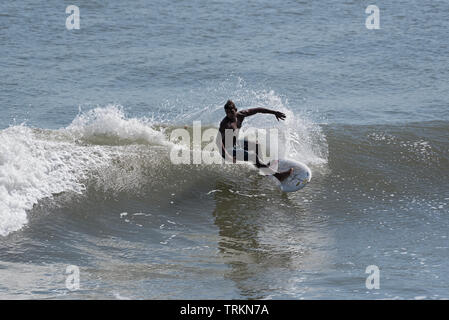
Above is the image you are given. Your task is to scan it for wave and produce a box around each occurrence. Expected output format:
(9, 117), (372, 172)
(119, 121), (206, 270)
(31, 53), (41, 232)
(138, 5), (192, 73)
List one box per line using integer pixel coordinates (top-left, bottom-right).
(3, 101), (446, 237)
(321, 121), (449, 201)
(326, 120), (449, 176)
(0, 102), (327, 236)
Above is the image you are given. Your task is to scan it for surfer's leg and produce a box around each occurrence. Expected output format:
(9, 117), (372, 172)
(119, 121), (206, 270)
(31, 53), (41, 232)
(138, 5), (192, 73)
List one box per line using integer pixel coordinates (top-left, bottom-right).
(273, 168), (294, 182)
(255, 142), (264, 167)
(255, 142), (293, 180)
(244, 140), (291, 179)
(243, 140), (249, 162)
(244, 140), (268, 168)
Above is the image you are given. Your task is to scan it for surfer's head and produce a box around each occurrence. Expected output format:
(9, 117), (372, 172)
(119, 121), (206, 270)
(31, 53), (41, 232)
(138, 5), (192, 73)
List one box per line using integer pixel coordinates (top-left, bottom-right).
(224, 100), (237, 119)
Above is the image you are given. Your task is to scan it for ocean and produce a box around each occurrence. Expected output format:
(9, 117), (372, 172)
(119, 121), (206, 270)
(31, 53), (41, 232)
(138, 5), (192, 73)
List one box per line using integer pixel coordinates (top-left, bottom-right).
(0, 0), (448, 299)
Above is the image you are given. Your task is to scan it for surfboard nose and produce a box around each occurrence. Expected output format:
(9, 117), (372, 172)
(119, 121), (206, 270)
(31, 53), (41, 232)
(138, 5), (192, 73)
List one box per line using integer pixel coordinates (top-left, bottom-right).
(306, 168), (312, 182)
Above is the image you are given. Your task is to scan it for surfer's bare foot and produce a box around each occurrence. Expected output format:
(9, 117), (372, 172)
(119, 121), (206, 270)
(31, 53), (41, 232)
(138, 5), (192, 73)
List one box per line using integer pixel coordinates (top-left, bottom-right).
(273, 168), (293, 182)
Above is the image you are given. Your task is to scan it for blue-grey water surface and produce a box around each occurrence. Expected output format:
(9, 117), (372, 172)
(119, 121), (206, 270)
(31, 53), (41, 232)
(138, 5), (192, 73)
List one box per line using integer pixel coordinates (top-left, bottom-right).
(0, 0), (448, 299)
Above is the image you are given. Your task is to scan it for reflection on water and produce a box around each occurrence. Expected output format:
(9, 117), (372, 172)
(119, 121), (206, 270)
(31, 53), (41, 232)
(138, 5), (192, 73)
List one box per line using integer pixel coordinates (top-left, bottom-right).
(212, 178), (332, 299)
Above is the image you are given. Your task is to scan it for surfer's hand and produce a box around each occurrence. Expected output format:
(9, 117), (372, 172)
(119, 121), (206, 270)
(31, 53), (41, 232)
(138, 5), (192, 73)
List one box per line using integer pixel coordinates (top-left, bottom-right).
(274, 111), (286, 121)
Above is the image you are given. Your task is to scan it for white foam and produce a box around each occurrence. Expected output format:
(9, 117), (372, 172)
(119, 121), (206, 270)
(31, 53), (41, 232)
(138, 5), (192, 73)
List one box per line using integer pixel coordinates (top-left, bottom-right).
(66, 104), (171, 147)
(0, 105), (180, 236)
(0, 125), (111, 236)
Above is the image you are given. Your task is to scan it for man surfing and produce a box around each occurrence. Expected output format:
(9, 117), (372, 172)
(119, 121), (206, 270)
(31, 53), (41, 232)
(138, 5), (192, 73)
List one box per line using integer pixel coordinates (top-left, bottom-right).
(218, 100), (293, 182)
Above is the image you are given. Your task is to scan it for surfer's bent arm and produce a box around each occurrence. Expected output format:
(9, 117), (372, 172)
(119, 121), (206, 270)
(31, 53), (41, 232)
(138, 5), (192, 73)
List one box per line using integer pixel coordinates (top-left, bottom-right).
(238, 108), (286, 121)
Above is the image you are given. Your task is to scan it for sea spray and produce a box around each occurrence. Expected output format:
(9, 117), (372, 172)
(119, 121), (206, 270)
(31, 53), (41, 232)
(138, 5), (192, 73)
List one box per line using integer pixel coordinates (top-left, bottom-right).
(0, 125), (110, 236)
(66, 104), (172, 147)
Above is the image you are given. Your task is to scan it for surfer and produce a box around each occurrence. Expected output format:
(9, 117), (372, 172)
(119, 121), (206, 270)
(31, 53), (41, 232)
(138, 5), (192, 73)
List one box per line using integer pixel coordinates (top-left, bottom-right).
(218, 100), (293, 182)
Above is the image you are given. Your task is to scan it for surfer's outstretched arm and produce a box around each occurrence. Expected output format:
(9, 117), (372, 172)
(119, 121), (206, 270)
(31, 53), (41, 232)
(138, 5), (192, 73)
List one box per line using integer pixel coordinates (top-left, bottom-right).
(237, 108), (286, 121)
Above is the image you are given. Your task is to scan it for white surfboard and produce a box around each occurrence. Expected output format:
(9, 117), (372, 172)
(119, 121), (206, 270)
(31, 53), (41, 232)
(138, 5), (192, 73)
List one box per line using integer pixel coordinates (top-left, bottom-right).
(269, 159), (312, 192)
(227, 145), (312, 192)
